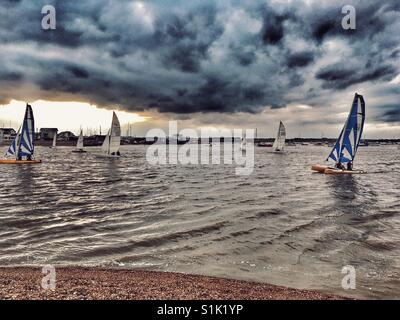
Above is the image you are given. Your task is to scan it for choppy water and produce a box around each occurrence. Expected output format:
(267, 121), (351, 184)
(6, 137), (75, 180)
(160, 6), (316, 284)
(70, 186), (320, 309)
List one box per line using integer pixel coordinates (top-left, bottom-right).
(0, 145), (399, 299)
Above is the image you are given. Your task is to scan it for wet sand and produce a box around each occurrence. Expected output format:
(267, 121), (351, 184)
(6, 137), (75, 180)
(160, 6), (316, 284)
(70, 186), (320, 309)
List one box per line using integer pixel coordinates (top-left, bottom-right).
(0, 267), (345, 300)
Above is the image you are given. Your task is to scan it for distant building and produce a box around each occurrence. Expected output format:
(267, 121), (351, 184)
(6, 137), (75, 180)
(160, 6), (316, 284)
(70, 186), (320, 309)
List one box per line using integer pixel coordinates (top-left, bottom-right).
(58, 131), (76, 141)
(0, 128), (16, 141)
(40, 128), (58, 140)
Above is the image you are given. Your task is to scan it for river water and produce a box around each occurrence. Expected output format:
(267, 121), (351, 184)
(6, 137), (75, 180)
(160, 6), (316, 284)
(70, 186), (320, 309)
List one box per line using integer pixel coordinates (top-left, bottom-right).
(0, 145), (399, 299)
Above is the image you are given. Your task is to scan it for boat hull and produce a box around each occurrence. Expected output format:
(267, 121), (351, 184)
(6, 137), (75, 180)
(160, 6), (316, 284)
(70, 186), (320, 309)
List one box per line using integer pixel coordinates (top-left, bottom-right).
(93, 153), (121, 158)
(0, 159), (42, 164)
(311, 165), (364, 174)
(324, 168), (364, 175)
(311, 164), (328, 173)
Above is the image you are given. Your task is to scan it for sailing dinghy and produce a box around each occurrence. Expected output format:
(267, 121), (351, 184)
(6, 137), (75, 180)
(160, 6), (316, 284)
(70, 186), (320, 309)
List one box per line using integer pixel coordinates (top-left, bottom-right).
(96, 111), (121, 158)
(240, 133), (246, 152)
(312, 93), (365, 174)
(273, 121), (286, 153)
(50, 133), (57, 148)
(0, 103), (41, 164)
(72, 129), (86, 153)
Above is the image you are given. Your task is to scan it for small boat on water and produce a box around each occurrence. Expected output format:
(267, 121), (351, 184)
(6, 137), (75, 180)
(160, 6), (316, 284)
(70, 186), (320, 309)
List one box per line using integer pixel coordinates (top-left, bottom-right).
(0, 103), (41, 164)
(72, 129), (86, 153)
(49, 133), (57, 148)
(312, 93), (365, 174)
(273, 121), (286, 153)
(257, 142), (273, 147)
(96, 111), (121, 158)
(240, 133), (246, 152)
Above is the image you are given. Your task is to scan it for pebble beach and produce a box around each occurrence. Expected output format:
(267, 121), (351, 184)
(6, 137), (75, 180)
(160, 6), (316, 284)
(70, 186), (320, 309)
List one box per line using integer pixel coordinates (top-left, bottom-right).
(0, 267), (345, 300)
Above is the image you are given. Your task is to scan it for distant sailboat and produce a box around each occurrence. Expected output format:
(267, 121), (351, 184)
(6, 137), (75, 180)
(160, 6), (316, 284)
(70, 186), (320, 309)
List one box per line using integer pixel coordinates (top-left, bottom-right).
(50, 133), (57, 148)
(273, 121), (286, 152)
(0, 104), (41, 164)
(240, 133), (246, 152)
(98, 111), (121, 157)
(72, 130), (86, 153)
(312, 93), (365, 174)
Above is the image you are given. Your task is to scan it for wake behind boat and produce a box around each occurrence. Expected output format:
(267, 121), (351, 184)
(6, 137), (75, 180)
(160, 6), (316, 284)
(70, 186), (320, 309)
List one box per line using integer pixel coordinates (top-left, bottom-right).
(0, 104), (41, 165)
(312, 93), (365, 174)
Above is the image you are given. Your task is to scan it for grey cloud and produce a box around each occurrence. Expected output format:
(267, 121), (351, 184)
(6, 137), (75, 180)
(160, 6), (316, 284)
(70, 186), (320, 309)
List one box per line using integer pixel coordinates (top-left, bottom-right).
(316, 64), (398, 89)
(287, 52), (315, 68)
(0, 0), (398, 120)
(377, 104), (400, 123)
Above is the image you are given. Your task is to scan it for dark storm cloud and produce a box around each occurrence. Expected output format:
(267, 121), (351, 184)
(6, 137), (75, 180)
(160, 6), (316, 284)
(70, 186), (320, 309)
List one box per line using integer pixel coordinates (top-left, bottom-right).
(0, 0), (398, 118)
(316, 64), (398, 89)
(0, 71), (23, 82)
(287, 52), (315, 68)
(377, 105), (400, 123)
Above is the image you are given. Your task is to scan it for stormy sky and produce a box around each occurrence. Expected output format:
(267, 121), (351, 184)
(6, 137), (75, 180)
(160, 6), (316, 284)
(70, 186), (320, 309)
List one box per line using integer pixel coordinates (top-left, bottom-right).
(0, 0), (399, 137)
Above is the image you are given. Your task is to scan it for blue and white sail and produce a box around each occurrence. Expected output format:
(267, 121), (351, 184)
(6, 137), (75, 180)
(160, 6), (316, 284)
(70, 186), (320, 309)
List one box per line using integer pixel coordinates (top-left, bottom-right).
(327, 93), (365, 164)
(5, 127), (21, 157)
(18, 104), (35, 159)
(5, 104), (35, 160)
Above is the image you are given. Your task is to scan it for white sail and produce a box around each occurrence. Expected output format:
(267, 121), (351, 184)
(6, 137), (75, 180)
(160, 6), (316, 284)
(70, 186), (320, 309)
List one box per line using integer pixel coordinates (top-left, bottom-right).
(101, 130), (110, 153)
(240, 133), (246, 151)
(273, 121), (286, 151)
(52, 133), (57, 148)
(5, 127), (21, 157)
(109, 111), (121, 154)
(76, 130), (84, 149)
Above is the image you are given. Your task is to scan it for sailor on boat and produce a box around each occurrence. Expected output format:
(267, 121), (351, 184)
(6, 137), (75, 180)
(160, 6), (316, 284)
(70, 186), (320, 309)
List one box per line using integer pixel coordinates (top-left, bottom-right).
(347, 161), (353, 171)
(335, 162), (345, 170)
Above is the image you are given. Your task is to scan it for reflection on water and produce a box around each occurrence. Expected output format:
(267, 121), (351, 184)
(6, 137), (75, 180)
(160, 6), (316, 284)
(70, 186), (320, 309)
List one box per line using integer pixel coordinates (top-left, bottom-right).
(0, 145), (399, 299)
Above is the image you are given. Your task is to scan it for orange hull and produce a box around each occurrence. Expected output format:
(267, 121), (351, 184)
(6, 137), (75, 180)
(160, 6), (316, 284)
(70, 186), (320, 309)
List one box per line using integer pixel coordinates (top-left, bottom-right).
(0, 159), (42, 164)
(311, 164), (328, 173)
(312, 164), (363, 174)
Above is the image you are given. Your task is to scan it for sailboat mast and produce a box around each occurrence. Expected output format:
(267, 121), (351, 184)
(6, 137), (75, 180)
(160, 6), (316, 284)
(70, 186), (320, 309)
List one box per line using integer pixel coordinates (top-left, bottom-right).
(108, 133), (111, 155)
(15, 128), (22, 160)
